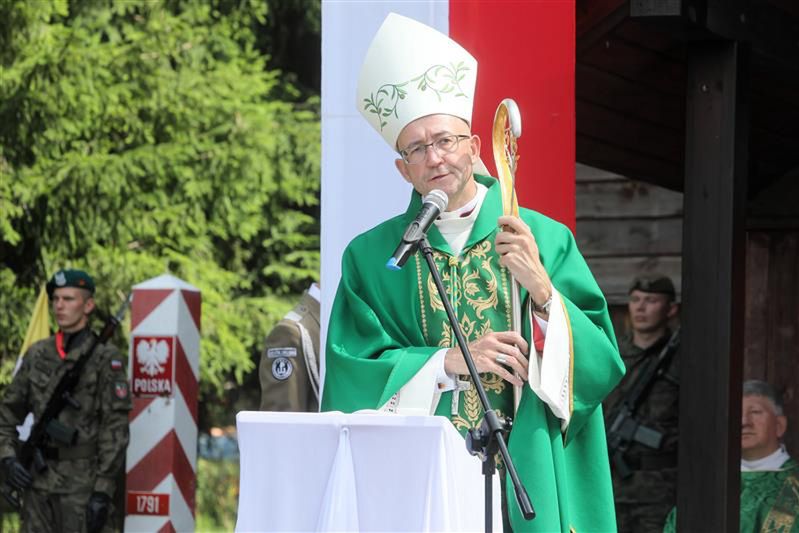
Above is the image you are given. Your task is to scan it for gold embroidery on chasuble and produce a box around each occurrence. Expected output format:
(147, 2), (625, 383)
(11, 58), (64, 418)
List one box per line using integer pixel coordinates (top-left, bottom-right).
(760, 474), (799, 533)
(416, 240), (515, 437)
(762, 512), (794, 533)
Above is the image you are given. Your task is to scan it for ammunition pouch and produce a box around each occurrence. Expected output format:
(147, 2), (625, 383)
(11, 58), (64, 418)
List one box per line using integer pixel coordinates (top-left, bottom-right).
(609, 415), (664, 451)
(45, 419), (77, 447)
(40, 443), (97, 461)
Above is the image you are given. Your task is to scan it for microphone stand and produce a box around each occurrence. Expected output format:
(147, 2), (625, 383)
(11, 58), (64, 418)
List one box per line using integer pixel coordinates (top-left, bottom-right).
(418, 236), (535, 531)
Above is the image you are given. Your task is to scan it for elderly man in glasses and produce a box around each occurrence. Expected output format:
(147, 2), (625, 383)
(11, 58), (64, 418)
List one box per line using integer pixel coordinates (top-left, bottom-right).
(322, 13), (624, 532)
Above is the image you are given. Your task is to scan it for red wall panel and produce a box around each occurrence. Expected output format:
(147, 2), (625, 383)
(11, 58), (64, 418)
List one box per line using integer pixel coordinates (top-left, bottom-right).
(450, 0), (576, 229)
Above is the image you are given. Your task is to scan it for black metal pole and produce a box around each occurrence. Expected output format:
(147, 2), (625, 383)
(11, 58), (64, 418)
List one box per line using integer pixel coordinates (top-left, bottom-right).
(485, 457), (494, 532)
(418, 237), (535, 528)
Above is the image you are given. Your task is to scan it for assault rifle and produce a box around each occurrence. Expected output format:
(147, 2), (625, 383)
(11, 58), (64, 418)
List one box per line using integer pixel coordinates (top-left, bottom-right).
(606, 327), (680, 479)
(1, 294), (131, 509)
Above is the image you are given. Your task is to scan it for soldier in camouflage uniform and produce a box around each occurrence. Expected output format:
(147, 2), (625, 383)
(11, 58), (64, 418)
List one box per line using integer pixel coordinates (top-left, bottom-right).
(0, 269), (131, 533)
(259, 283), (321, 412)
(604, 274), (680, 533)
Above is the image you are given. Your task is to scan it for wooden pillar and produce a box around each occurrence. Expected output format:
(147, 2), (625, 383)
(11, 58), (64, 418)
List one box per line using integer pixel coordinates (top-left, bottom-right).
(678, 41), (749, 531)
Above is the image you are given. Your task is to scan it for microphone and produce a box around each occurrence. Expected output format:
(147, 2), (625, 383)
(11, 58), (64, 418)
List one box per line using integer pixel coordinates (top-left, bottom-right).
(386, 189), (448, 271)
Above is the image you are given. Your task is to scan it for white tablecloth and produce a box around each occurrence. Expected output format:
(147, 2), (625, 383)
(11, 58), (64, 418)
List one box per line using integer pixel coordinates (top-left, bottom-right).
(235, 411), (501, 532)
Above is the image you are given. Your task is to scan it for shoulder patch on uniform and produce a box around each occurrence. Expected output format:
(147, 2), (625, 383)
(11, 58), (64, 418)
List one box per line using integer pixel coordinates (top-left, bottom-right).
(114, 381), (129, 399)
(267, 347), (297, 359)
(271, 357), (293, 380)
(111, 359), (123, 371)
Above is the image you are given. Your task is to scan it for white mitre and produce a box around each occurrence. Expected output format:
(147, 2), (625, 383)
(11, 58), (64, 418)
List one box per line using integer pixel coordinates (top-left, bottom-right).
(356, 12), (478, 149)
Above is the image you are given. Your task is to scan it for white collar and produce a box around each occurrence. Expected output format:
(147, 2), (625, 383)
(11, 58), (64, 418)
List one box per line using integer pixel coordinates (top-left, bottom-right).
(433, 183), (488, 257)
(437, 183), (486, 220)
(307, 283), (321, 303)
(741, 445), (791, 472)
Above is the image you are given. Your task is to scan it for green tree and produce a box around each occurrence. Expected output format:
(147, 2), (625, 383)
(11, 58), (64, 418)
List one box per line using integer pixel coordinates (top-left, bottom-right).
(0, 0), (321, 424)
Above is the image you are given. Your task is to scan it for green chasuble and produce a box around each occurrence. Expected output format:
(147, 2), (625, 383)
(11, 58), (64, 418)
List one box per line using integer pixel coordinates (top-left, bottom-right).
(323, 175), (625, 532)
(664, 458), (799, 533)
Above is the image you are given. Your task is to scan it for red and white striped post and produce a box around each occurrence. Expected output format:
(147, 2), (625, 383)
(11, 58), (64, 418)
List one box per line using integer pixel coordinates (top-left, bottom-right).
(125, 274), (201, 532)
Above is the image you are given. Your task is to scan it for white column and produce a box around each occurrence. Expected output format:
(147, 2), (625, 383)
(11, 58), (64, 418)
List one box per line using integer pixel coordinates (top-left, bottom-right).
(124, 274), (201, 532)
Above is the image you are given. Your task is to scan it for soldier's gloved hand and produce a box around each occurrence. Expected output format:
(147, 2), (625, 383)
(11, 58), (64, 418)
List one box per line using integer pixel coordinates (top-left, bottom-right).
(86, 491), (111, 533)
(1, 456), (32, 491)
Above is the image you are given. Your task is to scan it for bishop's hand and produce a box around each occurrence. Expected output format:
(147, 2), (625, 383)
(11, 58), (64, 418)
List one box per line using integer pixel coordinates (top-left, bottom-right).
(495, 215), (552, 318)
(444, 331), (529, 386)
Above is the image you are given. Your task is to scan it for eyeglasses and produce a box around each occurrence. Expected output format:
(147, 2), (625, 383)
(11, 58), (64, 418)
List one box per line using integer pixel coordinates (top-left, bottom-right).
(398, 134), (471, 165)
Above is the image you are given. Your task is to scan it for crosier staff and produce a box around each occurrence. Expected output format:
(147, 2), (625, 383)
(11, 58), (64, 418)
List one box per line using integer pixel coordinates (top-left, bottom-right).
(492, 98), (524, 411)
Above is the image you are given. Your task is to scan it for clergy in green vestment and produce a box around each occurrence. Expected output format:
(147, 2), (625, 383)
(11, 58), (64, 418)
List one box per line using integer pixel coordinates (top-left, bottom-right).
(663, 380), (799, 533)
(322, 12), (625, 532)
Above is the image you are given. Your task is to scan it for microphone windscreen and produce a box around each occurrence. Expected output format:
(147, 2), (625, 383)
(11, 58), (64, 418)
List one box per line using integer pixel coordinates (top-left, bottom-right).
(424, 189), (448, 212)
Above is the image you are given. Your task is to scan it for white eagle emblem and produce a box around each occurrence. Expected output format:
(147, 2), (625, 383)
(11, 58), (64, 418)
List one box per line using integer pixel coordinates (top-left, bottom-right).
(136, 339), (170, 377)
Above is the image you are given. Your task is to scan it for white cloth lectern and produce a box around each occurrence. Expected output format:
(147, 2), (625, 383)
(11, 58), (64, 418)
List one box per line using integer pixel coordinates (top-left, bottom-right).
(235, 411), (502, 532)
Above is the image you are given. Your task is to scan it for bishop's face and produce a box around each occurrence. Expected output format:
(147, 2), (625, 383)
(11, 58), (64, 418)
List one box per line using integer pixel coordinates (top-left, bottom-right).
(741, 394), (786, 461)
(394, 114), (480, 212)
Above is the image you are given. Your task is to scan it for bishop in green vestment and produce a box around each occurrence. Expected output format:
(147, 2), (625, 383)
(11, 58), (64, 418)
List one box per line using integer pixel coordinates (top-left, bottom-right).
(663, 380), (799, 532)
(664, 460), (799, 533)
(323, 13), (625, 532)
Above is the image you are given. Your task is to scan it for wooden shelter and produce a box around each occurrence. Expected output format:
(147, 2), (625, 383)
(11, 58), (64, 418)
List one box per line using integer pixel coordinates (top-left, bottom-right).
(576, 1), (799, 530)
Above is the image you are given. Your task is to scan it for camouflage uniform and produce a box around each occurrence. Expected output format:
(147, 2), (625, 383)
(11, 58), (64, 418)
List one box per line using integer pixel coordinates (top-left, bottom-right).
(604, 331), (680, 533)
(0, 329), (132, 532)
(259, 287), (320, 412)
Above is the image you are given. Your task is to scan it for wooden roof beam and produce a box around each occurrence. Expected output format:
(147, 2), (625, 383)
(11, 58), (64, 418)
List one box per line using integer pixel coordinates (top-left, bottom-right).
(631, 0), (799, 68)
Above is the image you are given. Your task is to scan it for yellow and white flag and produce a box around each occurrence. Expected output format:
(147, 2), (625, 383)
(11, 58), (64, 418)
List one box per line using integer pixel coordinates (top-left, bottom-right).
(18, 285), (51, 359)
(14, 285), (50, 440)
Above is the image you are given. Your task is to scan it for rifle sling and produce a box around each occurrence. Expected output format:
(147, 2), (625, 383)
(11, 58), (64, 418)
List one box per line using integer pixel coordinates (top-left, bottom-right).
(21, 333), (104, 463)
(622, 331), (678, 414)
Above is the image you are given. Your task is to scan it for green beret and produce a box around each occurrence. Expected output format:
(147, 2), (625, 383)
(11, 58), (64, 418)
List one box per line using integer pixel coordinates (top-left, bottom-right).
(46, 269), (95, 298)
(629, 274), (675, 298)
